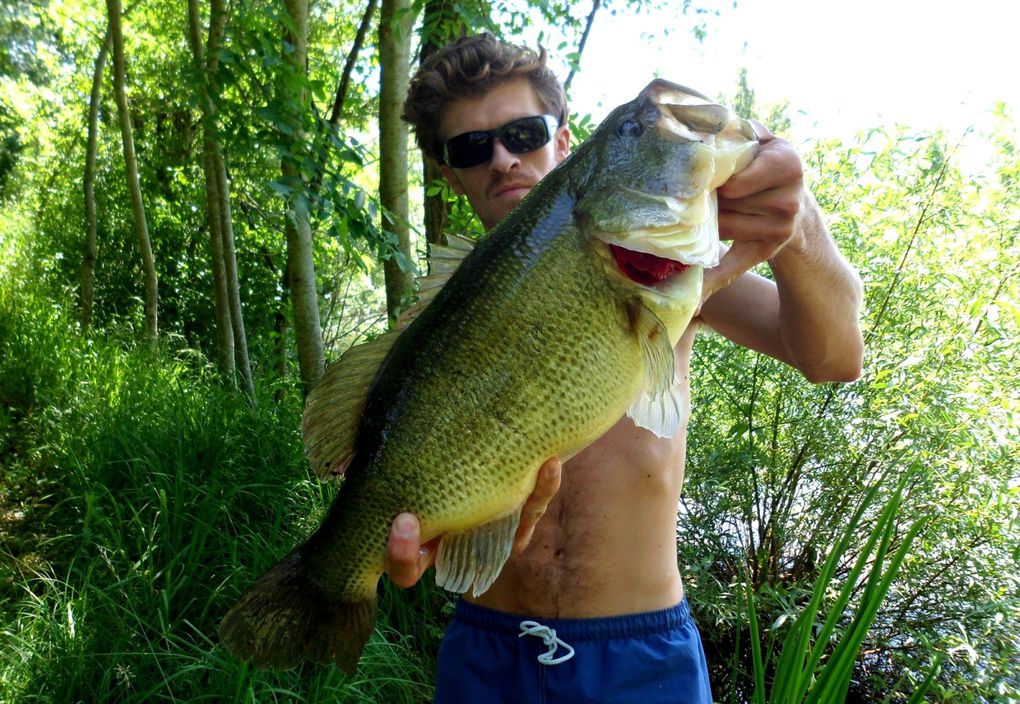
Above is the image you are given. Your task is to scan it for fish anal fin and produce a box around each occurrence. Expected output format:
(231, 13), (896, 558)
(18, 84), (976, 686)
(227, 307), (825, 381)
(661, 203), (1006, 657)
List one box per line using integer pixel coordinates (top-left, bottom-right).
(434, 505), (523, 597)
(302, 329), (401, 479)
(218, 551), (376, 673)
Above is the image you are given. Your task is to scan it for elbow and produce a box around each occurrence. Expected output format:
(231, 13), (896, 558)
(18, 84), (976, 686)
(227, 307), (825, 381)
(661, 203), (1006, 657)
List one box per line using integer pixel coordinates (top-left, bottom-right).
(800, 341), (864, 384)
(803, 361), (862, 385)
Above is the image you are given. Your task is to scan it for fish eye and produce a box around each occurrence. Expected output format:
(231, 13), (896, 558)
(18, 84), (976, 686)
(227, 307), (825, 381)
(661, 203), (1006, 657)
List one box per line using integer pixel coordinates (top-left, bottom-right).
(617, 119), (643, 137)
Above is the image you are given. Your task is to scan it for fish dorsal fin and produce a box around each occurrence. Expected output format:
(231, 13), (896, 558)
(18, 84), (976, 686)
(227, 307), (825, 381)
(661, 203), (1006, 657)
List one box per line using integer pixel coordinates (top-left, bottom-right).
(392, 234), (476, 329)
(434, 504), (523, 597)
(407, 234), (476, 320)
(303, 235), (475, 478)
(302, 328), (401, 479)
(626, 298), (685, 438)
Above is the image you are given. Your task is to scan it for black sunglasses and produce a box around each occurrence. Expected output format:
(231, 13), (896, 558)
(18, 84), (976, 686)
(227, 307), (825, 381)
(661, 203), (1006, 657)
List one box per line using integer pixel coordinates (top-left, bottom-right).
(443, 114), (560, 169)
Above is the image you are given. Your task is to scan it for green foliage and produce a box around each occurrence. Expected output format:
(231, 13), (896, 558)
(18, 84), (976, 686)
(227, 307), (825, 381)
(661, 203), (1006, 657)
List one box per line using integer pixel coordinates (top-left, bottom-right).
(1, 1), (1017, 701)
(0, 274), (442, 703)
(723, 67), (792, 137)
(683, 124), (1020, 702)
(746, 471), (937, 703)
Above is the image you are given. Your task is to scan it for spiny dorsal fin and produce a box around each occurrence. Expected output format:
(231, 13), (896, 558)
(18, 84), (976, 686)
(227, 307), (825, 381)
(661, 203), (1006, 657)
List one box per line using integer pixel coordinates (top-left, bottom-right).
(394, 233), (477, 329)
(434, 505), (523, 597)
(302, 329), (401, 479)
(625, 298), (685, 438)
(302, 235), (476, 479)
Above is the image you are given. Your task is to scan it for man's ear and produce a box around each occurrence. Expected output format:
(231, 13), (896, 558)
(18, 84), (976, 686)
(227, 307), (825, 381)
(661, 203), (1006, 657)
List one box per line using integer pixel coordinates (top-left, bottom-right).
(439, 163), (465, 196)
(554, 127), (571, 163)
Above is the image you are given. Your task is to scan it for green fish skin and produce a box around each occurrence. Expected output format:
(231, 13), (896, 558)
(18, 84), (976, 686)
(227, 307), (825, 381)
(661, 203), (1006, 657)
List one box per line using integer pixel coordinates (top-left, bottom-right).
(218, 79), (758, 672)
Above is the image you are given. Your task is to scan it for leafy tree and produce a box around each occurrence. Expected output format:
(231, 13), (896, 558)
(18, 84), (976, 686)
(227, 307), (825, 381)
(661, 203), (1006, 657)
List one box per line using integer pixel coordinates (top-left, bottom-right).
(681, 123), (1019, 701)
(187, 0), (255, 398)
(80, 29), (108, 332)
(379, 0), (416, 321)
(106, 0), (159, 347)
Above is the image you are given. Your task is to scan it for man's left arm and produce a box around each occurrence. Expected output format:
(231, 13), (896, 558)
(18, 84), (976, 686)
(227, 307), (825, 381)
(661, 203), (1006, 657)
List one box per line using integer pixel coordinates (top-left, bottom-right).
(700, 124), (864, 383)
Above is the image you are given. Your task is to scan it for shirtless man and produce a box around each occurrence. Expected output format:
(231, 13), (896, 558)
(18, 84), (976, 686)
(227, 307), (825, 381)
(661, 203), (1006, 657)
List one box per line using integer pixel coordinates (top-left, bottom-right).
(388, 33), (863, 702)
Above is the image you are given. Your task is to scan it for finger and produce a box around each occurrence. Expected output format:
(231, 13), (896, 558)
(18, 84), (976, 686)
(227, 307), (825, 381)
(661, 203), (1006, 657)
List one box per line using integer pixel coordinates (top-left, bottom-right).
(702, 238), (774, 302)
(718, 136), (802, 202)
(513, 458), (562, 553)
(531, 457), (562, 508)
(386, 513), (428, 588)
(718, 192), (801, 244)
(749, 119), (773, 143)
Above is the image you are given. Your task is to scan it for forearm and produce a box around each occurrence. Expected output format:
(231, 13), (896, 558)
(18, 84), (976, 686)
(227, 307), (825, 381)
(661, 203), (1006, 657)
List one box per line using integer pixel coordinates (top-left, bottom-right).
(769, 192), (864, 382)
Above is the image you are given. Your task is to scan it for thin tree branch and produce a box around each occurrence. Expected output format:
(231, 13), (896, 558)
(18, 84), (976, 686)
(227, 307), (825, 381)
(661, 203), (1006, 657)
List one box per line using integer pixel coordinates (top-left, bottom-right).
(329, 0), (377, 126)
(563, 0), (600, 93)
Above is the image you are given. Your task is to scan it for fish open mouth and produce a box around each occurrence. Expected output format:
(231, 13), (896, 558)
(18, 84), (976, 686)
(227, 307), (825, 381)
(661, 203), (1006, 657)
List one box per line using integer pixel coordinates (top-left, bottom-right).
(610, 244), (689, 287)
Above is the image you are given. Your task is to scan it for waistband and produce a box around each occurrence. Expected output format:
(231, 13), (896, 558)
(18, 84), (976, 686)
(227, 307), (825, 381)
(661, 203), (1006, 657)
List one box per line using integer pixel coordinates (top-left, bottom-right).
(451, 598), (693, 641)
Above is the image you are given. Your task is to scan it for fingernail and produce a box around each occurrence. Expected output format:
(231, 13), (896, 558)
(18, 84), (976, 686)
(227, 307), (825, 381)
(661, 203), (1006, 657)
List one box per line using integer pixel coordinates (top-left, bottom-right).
(395, 514), (415, 537)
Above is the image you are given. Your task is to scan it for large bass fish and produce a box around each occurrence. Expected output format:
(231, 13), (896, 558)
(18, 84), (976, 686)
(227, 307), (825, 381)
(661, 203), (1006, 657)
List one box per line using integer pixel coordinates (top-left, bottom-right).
(218, 79), (758, 672)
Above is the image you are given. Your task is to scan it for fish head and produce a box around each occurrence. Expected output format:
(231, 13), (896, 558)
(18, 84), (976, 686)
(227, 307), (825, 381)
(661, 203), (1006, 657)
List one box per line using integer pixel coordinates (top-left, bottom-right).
(573, 79), (759, 294)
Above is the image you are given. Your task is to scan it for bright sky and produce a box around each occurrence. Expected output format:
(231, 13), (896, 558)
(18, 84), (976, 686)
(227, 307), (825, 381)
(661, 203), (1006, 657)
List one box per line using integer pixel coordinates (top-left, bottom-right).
(560, 0), (1018, 158)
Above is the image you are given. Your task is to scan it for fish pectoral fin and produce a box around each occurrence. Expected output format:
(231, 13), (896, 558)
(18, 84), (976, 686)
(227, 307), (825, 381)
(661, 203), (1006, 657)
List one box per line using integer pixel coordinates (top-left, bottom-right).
(302, 328), (402, 479)
(628, 377), (685, 439)
(628, 298), (675, 399)
(626, 298), (685, 439)
(434, 504), (523, 597)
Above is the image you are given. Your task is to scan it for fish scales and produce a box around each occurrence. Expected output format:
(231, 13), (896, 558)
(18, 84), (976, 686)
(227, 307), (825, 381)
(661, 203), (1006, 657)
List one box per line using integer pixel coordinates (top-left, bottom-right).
(307, 194), (644, 592)
(218, 78), (759, 672)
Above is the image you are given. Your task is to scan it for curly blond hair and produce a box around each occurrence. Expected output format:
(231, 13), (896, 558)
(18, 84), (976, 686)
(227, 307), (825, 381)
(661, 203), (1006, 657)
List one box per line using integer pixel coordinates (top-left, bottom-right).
(402, 32), (567, 164)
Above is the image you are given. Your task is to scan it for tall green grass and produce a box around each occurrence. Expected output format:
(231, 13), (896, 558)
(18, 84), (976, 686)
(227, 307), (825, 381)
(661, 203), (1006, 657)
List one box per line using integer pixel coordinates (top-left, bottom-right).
(741, 470), (942, 703)
(0, 282), (444, 702)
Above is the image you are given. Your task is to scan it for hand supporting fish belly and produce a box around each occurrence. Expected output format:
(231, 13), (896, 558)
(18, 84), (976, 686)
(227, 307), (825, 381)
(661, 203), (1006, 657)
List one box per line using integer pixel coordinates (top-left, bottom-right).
(217, 78), (758, 673)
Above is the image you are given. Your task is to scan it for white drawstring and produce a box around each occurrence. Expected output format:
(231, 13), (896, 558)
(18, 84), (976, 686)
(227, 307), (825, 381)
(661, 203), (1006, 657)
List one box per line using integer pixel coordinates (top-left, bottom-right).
(518, 620), (575, 665)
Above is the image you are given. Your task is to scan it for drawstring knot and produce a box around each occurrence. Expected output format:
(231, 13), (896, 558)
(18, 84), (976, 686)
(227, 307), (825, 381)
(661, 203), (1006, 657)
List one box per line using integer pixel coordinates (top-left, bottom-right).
(518, 620), (575, 665)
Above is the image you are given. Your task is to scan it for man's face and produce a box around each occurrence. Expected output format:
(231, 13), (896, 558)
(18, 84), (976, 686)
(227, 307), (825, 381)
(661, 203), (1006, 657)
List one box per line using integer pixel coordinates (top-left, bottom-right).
(439, 78), (570, 231)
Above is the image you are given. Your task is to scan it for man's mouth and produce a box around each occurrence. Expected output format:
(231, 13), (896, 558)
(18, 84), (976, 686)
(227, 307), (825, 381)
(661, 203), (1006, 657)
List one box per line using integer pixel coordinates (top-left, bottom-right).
(493, 182), (531, 199)
(610, 245), (689, 286)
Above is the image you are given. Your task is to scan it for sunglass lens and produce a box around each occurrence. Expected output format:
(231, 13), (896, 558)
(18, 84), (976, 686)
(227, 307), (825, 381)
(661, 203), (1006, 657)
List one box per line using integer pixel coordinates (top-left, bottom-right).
(502, 117), (550, 153)
(445, 132), (492, 169)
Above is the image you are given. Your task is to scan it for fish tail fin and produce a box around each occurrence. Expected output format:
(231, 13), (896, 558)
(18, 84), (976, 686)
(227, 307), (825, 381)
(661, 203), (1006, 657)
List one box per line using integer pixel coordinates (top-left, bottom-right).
(218, 550), (376, 673)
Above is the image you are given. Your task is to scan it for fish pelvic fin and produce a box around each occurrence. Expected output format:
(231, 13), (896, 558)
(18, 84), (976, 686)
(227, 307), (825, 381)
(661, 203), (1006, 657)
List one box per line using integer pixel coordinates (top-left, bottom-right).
(434, 504), (523, 597)
(629, 379), (685, 439)
(626, 298), (685, 438)
(218, 550), (376, 674)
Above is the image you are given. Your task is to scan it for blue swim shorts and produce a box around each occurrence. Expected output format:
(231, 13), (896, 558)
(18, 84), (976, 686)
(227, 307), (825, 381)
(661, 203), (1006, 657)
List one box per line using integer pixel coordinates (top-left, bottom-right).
(433, 598), (713, 703)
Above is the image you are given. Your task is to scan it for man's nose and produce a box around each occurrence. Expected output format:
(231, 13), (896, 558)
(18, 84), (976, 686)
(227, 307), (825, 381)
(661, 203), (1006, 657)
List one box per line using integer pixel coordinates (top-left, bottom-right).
(489, 139), (520, 172)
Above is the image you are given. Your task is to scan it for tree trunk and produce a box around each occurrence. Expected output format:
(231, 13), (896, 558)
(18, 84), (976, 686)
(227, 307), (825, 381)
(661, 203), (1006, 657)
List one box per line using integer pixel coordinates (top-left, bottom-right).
(107, 0), (158, 347)
(81, 29), (110, 332)
(187, 0), (234, 380)
(214, 147), (255, 399)
(418, 0), (465, 247)
(281, 0), (325, 396)
(187, 0), (255, 399)
(379, 0), (415, 322)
